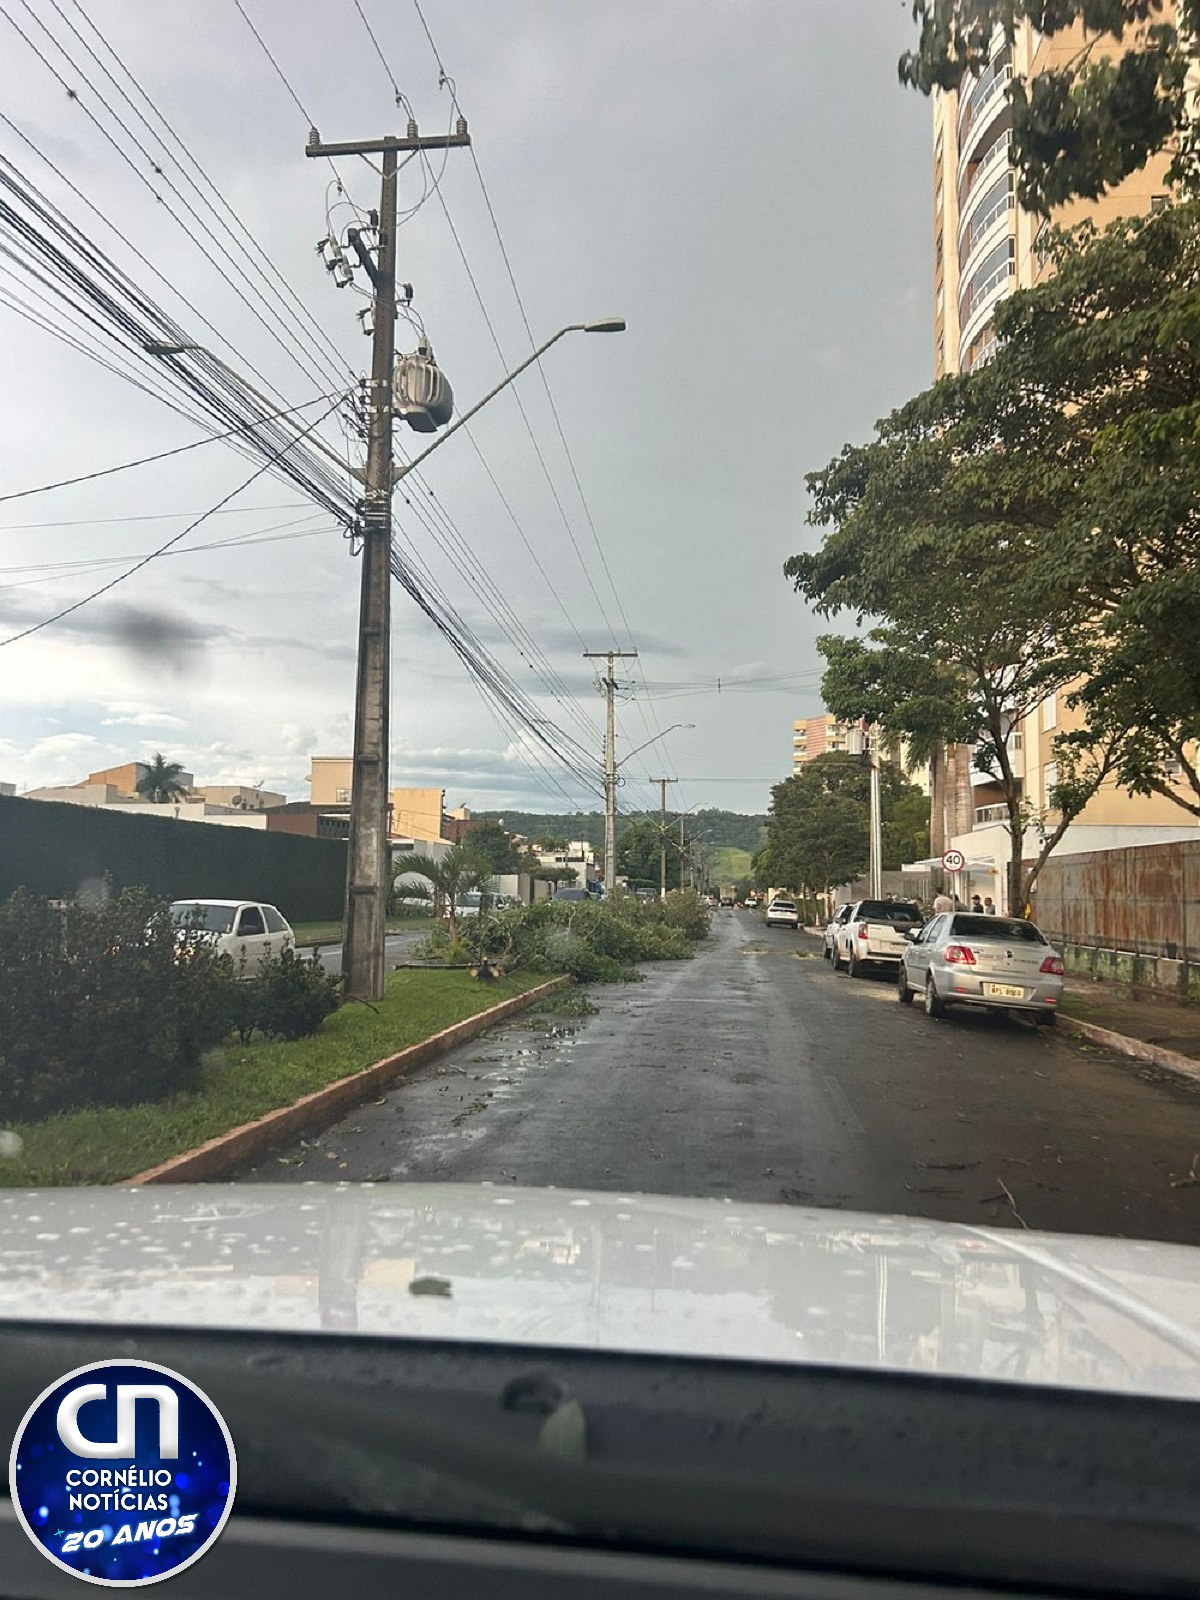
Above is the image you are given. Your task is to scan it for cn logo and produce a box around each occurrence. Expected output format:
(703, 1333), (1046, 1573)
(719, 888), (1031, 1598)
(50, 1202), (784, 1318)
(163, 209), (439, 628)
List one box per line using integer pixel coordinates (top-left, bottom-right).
(56, 1384), (179, 1460)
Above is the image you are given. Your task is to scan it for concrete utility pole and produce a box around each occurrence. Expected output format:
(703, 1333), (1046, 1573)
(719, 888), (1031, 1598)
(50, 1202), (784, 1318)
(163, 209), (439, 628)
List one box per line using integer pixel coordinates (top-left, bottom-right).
(679, 815), (687, 890)
(652, 777), (677, 899)
(867, 725), (883, 900)
(584, 649), (638, 895)
(307, 119), (469, 1000)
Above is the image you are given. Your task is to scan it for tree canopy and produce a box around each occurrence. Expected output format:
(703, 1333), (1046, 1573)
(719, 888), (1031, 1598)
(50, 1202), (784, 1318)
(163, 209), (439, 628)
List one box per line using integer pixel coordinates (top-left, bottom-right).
(754, 754), (930, 895)
(788, 201), (1200, 906)
(136, 754), (189, 805)
(462, 820), (524, 875)
(617, 817), (681, 891)
(900, 1), (1200, 213)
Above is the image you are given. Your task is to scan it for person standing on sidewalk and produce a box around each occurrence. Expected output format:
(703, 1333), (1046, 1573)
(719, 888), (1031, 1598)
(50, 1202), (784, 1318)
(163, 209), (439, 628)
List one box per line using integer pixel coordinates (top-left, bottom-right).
(932, 887), (954, 914)
(984, 896), (997, 915)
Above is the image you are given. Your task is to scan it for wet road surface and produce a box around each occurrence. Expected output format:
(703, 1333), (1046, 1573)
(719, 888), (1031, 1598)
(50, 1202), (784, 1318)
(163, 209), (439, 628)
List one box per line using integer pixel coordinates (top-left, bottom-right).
(313, 930), (427, 976)
(237, 911), (1200, 1242)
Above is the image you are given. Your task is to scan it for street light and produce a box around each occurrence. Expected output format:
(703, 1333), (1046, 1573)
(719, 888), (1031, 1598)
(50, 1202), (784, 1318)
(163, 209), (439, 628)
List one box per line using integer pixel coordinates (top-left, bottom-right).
(150, 320), (627, 1000)
(614, 723), (694, 775)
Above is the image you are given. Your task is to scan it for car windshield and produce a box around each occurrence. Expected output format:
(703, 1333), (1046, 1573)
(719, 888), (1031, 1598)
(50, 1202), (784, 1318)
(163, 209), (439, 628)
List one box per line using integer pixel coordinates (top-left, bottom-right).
(857, 901), (922, 923)
(169, 902), (236, 934)
(950, 915), (1048, 944)
(5, 9), (1200, 1585)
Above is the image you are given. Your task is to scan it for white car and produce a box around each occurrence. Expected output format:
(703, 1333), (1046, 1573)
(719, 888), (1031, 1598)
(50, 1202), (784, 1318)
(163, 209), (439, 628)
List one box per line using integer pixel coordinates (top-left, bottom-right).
(823, 904), (852, 958)
(765, 896), (800, 929)
(169, 899), (295, 974)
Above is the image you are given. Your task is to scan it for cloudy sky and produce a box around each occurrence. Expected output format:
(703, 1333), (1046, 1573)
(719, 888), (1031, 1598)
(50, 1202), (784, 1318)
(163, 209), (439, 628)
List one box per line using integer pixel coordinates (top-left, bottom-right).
(0, 0), (931, 819)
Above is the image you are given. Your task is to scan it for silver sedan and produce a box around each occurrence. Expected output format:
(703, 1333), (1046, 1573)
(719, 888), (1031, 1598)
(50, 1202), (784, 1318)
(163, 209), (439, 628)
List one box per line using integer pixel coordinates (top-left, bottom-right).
(897, 912), (1064, 1025)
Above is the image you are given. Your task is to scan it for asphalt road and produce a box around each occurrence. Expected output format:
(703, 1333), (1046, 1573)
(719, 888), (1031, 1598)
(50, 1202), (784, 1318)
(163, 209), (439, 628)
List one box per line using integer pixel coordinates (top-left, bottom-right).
(313, 931), (427, 976)
(238, 910), (1200, 1242)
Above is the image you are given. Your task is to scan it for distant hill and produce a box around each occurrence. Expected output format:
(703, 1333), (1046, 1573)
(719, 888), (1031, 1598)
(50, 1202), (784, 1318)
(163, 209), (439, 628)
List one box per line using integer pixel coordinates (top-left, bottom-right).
(473, 809), (767, 854)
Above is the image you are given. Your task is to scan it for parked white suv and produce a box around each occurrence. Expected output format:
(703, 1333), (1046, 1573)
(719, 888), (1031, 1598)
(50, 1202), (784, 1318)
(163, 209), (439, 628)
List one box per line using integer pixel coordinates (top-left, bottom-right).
(765, 896), (800, 930)
(169, 899), (295, 974)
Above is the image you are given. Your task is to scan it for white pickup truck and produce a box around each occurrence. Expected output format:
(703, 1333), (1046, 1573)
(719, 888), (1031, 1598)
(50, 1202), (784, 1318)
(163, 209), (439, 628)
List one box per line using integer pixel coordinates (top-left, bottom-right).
(832, 898), (924, 977)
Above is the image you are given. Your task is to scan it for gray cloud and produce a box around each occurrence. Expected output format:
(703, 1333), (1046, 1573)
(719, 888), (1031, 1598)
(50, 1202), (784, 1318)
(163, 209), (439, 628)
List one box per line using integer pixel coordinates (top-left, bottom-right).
(0, 0), (931, 814)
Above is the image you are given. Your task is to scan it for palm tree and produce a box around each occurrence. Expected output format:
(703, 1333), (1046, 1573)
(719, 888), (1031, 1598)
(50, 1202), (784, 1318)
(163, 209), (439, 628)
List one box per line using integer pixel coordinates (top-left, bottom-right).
(136, 753), (190, 804)
(395, 844), (492, 942)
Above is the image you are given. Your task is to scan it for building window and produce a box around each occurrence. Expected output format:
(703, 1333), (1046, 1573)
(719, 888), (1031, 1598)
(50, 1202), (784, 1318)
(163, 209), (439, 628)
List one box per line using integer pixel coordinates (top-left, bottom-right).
(335, 788), (350, 803)
(1044, 761), (1058, 805)
(935, 180), (943, 214)
(1151, 194), (1169, 214)
(936, 283), (944, 317)
(1041, 693), (1058, 732)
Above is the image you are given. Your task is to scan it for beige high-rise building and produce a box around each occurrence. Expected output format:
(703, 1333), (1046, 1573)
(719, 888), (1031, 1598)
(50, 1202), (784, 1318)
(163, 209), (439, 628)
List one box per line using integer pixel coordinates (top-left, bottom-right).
(792, 713), (852, 774)
(932, 12), (1198, 905)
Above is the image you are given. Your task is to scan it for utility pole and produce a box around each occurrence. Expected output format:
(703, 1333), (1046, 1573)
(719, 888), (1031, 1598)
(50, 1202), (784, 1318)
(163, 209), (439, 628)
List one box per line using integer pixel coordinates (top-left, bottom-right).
(307, 118), (469, 1000)
(867, 724), (883, 899)
(651, 777), (676, 898)
(584, 649), (638, 895)
(679, 815), (687, 890)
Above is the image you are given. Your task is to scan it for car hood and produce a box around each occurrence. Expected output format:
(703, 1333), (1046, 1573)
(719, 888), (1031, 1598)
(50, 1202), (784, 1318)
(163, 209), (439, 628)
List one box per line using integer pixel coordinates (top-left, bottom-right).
(1, 1184), (1198, 1400)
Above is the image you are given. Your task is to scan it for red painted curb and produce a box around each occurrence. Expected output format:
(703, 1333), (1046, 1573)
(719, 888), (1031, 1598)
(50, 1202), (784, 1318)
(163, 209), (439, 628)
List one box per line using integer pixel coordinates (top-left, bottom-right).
(123, 976), (570, 1185)
(1059, 1014), (1200, 1086)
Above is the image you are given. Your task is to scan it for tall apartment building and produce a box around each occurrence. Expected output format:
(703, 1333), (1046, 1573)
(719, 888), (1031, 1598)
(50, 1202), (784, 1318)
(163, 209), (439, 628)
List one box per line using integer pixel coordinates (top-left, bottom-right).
(792, 713), (852, 774)
(932, 12), (1198, 904)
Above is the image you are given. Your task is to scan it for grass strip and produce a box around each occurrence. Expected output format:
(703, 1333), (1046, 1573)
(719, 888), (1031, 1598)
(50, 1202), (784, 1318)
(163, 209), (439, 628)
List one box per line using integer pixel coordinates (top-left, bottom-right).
(0, 968), (546, 1187)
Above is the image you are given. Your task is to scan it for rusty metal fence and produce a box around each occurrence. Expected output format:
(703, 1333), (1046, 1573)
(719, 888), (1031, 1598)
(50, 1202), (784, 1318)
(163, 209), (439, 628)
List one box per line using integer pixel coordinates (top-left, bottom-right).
(1033, 840), (1200, 962)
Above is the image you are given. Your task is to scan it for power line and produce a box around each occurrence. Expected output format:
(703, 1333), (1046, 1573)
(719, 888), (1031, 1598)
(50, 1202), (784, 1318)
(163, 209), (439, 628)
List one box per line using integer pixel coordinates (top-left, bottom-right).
(62, 0), (356, 389)
(5, 0), (346, 398)
(0, 394), (346, 647)
(407, 2), (672, 804)
(231, 0), (345, 186)
(0, 389), (343, 505)
(0, 502), (309, 531)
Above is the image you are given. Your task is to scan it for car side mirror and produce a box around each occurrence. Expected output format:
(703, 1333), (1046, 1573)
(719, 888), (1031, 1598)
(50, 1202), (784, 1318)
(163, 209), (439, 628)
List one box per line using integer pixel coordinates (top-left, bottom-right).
(905, 929), (920, 942)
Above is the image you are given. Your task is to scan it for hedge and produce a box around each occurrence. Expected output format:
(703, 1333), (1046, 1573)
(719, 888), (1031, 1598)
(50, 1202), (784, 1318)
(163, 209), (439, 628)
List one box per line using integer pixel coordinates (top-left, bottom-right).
(0, 794), (347, 923)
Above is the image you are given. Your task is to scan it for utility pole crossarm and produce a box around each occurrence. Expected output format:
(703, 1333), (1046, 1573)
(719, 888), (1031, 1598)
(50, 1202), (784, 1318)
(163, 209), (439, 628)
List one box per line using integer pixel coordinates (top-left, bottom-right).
(307, 124), (471, 159)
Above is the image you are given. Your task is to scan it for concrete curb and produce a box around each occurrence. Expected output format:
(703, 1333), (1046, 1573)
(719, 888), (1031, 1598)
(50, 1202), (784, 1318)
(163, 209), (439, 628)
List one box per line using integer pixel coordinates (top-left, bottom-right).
(1059, 1014), (1200, 1087)
(123, 975), (570, 1186)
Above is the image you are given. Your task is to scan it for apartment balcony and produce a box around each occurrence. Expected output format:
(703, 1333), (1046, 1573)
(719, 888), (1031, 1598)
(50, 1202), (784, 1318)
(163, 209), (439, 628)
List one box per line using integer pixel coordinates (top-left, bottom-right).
(957, 103), (1013, 208)
(956, 48), (1012, 150)
(974, 804), (1010, 826)
(959, 272), (1012, 370)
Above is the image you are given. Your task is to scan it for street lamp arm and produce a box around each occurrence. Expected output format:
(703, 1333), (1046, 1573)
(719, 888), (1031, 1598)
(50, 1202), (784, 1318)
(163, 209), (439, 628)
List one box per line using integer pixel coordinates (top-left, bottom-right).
(393, 320), (622, 485)
(615, 722), (694, 771)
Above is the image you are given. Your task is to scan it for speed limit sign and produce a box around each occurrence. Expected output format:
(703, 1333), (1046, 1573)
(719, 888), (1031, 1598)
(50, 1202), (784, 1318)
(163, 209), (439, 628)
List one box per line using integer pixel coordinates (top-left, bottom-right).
(941, 848), (966, 874)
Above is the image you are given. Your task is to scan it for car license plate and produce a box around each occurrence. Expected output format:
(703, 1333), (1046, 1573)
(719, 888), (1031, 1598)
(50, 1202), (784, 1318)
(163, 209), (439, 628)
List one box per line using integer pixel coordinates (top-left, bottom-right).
(984, 982), (1025, 999)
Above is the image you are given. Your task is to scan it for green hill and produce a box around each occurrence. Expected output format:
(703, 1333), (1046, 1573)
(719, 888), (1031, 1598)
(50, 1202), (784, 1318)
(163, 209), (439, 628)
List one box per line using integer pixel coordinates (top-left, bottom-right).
(474, 809), (766, 853)
(707, 846), (754, 885)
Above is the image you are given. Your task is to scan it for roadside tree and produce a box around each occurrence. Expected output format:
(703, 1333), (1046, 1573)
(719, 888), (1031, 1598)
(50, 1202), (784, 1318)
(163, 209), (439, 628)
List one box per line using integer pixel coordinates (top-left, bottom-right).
(395, 844), (492, 942)
(617, 816), (681, 892)
(790, 357), (1127, 911)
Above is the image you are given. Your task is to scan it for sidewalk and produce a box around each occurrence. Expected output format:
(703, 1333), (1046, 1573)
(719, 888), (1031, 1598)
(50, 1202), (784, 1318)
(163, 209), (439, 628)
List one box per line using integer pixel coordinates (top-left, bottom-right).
(1060, 971), (1200, 1083)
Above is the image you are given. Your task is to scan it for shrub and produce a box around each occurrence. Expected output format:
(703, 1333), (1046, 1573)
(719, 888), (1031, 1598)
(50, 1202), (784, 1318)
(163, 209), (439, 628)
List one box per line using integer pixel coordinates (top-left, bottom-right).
(0, 886), (236, 1121)
(251, 948), (342, 1041)
(454, 894), (708, 983)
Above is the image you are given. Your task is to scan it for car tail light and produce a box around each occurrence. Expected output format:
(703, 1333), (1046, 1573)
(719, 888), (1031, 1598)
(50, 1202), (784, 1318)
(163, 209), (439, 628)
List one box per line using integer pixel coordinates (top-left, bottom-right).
(943, 944), (976, 965)
(1040, 954), (1064, 975)
(856, 921), (870, 939)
